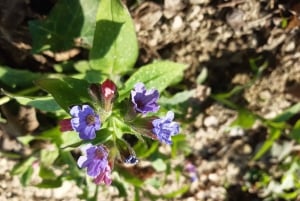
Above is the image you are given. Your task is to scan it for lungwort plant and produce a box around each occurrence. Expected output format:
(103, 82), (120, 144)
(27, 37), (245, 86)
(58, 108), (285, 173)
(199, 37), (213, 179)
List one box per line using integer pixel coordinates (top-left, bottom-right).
(0, 0), (189, 199)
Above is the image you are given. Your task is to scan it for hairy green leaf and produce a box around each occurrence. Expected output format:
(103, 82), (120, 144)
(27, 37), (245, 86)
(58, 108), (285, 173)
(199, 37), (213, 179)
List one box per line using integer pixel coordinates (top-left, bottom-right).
(119, 61), (186, 100)
(89, 0), (138, 75)
(36, 77), (92, 112)
(29, 0), (99, 52)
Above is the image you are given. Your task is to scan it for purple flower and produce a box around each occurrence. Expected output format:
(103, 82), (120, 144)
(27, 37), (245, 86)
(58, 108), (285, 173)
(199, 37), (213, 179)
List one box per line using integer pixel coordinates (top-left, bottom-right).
(70, 105), (101, 140)
(185, 162), (198, 182)
(77, 144), (112, 185)
(152, 111), (179, 144)
(131, 83), (159, 114)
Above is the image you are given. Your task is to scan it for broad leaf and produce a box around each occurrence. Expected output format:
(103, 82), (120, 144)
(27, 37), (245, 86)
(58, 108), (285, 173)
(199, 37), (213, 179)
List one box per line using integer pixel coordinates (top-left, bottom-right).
(159, 90), (195, 105)
(6, 95), (61, 112)
(39, 166), (56, 180)
(119, 61), (187, 100)
(89, 0), (138, 75)
(0, 66), (41, 90)
(36, 178), (63, 188)
(36, 77), (92, 112)
(40, 146), (59, 166)
(29, 0), (100, 52)
(152, 158), (167, 172)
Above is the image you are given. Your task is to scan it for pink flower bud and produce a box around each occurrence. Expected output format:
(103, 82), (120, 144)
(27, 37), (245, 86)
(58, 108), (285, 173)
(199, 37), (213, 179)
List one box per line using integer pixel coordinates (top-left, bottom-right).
(59, 118), (73, 132)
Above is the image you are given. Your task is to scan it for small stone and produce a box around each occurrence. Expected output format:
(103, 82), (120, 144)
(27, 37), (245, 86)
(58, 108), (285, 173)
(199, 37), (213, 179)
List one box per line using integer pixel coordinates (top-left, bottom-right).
(284, 41), (296, 52)
(203, 116), (219, 127)
(189, 0), (209, 4)
(172, 15), (183, 31)
(226, 9), (244, 29)
(228, 127), (245, 137)
(208, 173), (219, 183)
(242, 144), (252, 154)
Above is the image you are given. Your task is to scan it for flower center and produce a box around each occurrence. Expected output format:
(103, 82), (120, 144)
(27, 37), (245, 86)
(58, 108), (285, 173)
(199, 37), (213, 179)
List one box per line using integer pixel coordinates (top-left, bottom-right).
(95, 149), (105, 159)
(136, 100), (144, 108)
(86, 114), (95, 125)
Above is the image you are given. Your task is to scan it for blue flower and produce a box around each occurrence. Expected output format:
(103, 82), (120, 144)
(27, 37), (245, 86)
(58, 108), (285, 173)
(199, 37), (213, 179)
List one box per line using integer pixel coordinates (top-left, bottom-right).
(152, 111), (179, 144)
(131, 83), (159, 114)
(77, 144), (112, 185)
(70, 105), (101, 140)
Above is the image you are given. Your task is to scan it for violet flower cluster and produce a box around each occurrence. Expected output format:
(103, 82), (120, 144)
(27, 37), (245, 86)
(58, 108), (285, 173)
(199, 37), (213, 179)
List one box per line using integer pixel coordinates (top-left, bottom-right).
(59, 80), (180, 185)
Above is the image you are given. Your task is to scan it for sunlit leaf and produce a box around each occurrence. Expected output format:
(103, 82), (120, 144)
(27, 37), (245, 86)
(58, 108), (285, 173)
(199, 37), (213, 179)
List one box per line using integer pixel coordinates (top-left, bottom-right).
(12, 156), (36, 175)
(253, 128), (281, 160)
(273, 102), (300, 122)
(231, 109), (257, 129)
(119, 61), (186, 100)
(89, 0), (138, 75)
(60, 131), (82, 149)
(40, 146), (59, 166)
(159, 90), (195, 106)
(152, 158), (167, 172)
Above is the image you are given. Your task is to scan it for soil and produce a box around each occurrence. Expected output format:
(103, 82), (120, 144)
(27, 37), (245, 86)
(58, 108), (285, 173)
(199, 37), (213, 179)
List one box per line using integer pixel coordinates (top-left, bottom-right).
(1, 0), (300, 200)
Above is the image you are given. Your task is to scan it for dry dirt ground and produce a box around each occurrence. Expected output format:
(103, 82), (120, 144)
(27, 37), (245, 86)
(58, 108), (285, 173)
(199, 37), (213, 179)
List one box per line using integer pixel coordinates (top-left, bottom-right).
(1, 0), (300, 200)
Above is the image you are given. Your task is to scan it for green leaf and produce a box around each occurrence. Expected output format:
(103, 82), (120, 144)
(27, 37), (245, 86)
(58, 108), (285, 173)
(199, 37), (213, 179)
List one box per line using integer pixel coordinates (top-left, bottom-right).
(89, 0), (138, 75)
(163, 185), (189, 199)
(134, 187), (140, 201)
(0, 66), (41, 90)
(112, 180), (128, 197)
(39, 166), (56, 180)
(29, 0), (100, 52)
(11, 156), (36, 175)
(196, 67), (208, 84)
(119, 61), (187, 100)
(17, 135), (36, 146)
(40, 146), (59, 166)
(60, 131), (82, 149)
(134, 141), (159, 159)
(118, 169), (144, 187)
(290, 119), (300, 143)
(159, 90), (195, 106)
(253, 128), (282, 160)
(152, 158), (167, 172)
(36, 178), (63, 188)
(40, 127), (64, 146)
(36, 77), (92, 112)
(273, 102), (300, 122)
(171, 134), (190, 158)
(20, 166), (34, 186)
(7, 94), (61, 112)
(92, 129), (112, 144)
(231, 109), (257, 129)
